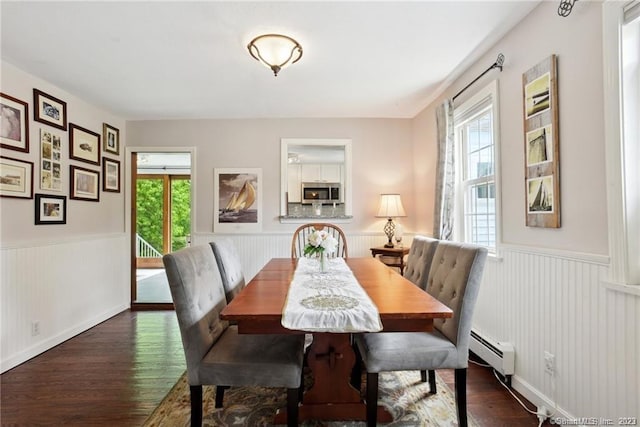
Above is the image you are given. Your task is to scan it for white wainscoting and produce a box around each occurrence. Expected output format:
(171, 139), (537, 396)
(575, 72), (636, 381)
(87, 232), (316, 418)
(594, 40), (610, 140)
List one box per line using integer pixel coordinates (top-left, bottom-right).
(1, 234), (129, 372)
(193, 232), (390, 281)
(476, 244), (638, 420)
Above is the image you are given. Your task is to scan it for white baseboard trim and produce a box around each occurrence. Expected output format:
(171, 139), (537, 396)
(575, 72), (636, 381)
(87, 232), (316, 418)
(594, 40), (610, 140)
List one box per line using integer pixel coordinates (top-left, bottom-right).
(0, 303), (128, 373)
(511, 374), (574, 421)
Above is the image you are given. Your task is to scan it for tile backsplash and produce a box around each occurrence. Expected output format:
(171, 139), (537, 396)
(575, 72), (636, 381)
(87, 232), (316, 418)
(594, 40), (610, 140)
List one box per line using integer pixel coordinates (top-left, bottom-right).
(286, 203), (346, 218)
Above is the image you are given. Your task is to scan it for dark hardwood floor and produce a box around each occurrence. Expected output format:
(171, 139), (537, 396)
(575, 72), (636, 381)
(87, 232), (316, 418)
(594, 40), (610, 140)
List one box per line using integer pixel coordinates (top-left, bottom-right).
(1, 310), (540, 426)
(0, 311), (185, 426)
(439, 359), (541, 426)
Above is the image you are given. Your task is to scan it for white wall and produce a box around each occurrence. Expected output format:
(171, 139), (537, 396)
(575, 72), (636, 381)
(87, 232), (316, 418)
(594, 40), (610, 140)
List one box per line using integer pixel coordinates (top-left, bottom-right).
(0, 62), (129, 372)
(126, 118), (414, 235)
(413, 1), (638, 419)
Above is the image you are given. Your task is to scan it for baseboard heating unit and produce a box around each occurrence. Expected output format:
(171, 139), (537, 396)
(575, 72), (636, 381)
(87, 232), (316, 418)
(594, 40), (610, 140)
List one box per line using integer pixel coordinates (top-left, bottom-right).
(469, 329), (515, 386)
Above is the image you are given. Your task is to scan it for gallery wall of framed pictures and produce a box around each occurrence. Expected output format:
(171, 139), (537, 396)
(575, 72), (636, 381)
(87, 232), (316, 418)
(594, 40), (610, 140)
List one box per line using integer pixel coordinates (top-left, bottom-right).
(0, 86), (122, 225)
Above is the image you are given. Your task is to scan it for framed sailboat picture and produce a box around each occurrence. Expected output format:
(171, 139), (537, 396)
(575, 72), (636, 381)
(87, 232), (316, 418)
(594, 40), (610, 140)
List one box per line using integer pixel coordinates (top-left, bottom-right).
(522, 55), (560, 228)
(213, 168), (262, 233)
(527, 176), (554, 214)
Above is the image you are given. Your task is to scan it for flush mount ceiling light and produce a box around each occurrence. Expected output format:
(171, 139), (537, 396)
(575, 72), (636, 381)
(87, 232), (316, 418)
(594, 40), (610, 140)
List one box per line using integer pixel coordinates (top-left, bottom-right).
(247, 34), (303, 76)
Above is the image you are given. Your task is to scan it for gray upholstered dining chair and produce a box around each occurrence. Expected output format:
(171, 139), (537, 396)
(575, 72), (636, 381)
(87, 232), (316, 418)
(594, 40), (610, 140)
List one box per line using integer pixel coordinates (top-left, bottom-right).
(291, 223), (348, 259)
(210, 238), (245, 303)
(355, 241), (488, 427)
(163, 245), (305, 427)
(402, 235), (440, 291)
(401, 235), (441, 386)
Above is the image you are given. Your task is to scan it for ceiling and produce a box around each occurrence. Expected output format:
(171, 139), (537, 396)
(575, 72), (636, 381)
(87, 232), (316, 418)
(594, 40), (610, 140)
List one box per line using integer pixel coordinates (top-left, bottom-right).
(0, 1), (540, 120)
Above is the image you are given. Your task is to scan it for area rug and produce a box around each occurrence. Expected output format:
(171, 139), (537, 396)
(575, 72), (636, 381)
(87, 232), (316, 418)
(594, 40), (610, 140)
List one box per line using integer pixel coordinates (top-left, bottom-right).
(144, 369), (478, 426)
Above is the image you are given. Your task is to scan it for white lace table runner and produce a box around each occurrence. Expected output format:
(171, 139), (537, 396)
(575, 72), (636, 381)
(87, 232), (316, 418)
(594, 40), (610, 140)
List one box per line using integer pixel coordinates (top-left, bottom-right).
(281, 257), (383, 333)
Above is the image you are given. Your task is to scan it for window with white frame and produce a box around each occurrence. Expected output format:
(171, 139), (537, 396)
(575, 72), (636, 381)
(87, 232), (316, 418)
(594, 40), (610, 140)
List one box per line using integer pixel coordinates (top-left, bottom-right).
(454, 81), (500, 252)
(603, 0), (640, 287)
(621, 3), (640, 284)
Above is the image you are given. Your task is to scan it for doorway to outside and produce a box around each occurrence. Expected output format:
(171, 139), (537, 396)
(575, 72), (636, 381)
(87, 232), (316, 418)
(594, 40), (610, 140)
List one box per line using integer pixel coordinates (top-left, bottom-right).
(131, 152), (191, 309)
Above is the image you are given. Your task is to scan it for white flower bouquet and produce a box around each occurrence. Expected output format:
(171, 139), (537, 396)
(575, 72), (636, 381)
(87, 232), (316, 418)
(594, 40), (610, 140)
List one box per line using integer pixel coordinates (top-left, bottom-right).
(304, 229), (339, 258)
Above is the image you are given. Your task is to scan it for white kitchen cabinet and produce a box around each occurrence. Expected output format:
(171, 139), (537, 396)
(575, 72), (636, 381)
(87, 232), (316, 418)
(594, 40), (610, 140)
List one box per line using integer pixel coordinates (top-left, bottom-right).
(301, 164), (342, 183)
(287, 164), (301, 203)
(321, 164), (342, 182)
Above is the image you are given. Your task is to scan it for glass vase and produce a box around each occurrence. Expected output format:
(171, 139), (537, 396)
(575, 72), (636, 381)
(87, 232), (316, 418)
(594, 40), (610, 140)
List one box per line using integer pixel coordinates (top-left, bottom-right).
(319, 252), (328, 273)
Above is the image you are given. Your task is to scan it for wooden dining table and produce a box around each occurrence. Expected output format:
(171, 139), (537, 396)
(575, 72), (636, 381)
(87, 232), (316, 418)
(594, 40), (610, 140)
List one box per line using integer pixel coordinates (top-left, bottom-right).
(219, 257), (453, 423)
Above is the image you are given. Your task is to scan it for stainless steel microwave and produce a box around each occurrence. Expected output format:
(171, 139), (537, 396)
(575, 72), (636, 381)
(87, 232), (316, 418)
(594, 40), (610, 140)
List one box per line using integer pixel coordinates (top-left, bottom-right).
(301, 182), (340, 204)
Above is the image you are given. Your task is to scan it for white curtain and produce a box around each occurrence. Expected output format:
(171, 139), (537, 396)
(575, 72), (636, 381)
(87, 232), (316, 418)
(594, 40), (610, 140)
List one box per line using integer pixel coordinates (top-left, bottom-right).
(433, 99), (455, 240)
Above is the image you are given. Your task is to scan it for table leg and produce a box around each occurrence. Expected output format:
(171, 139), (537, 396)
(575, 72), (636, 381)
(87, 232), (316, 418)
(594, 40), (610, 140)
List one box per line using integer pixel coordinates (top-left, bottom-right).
(305, 333), (360, 404)
(281, 332), (393, 422)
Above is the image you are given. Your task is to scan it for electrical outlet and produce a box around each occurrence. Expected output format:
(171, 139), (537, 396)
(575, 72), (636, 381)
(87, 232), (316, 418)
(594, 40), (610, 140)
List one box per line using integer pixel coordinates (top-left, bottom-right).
(31, 320), (40, 336)
(537, 405), (550, 423)
(544, 351), (555, 375)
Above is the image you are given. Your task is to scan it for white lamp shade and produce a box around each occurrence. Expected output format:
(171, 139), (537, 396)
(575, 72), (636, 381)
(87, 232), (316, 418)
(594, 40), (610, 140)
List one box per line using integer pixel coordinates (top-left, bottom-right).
(376, 194), (406, 218)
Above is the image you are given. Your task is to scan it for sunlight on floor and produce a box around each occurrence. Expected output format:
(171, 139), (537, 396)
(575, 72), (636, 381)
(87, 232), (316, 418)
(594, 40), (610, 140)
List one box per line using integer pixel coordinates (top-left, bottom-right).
(136, 269), (172, 303)
(136, 269), (164, 281)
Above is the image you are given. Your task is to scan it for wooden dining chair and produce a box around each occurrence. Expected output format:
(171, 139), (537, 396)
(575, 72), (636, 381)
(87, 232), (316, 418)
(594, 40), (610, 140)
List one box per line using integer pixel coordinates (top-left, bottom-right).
(290, 223), (348, 259)
(163, 245), (304, 427)
(355, 241), (488, 427)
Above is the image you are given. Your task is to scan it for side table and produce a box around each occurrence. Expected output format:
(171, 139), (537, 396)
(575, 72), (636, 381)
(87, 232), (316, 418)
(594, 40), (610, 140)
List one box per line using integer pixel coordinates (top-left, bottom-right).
(370, 246), (410, 275)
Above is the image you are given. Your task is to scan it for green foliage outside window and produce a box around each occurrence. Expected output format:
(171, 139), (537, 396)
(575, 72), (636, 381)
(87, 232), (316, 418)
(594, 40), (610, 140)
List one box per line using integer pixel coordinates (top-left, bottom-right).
(136, 178), (191, 254)
(136, 179), (163, 253)
(171, 179), (191, 251)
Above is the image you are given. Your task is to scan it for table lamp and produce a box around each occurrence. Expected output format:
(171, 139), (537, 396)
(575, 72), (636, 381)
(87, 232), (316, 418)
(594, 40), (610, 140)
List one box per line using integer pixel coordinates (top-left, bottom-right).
(376, 194), (406, 248)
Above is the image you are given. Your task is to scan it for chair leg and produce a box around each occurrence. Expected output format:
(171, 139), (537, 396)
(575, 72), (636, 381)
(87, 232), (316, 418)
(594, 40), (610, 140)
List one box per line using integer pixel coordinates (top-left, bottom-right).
(298, 369), (305, 402)
(287, 388), (299, 427)
(420, 369), (427, 382)
(303, 333), (313, 367)
(215, 385), (228, 408)
(454, 368), (468, 427)
(189, 385), (203, 427)
(366, 372), (379, 427)
(428, 370), (437, 394)
(351, 342), (363, 390)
